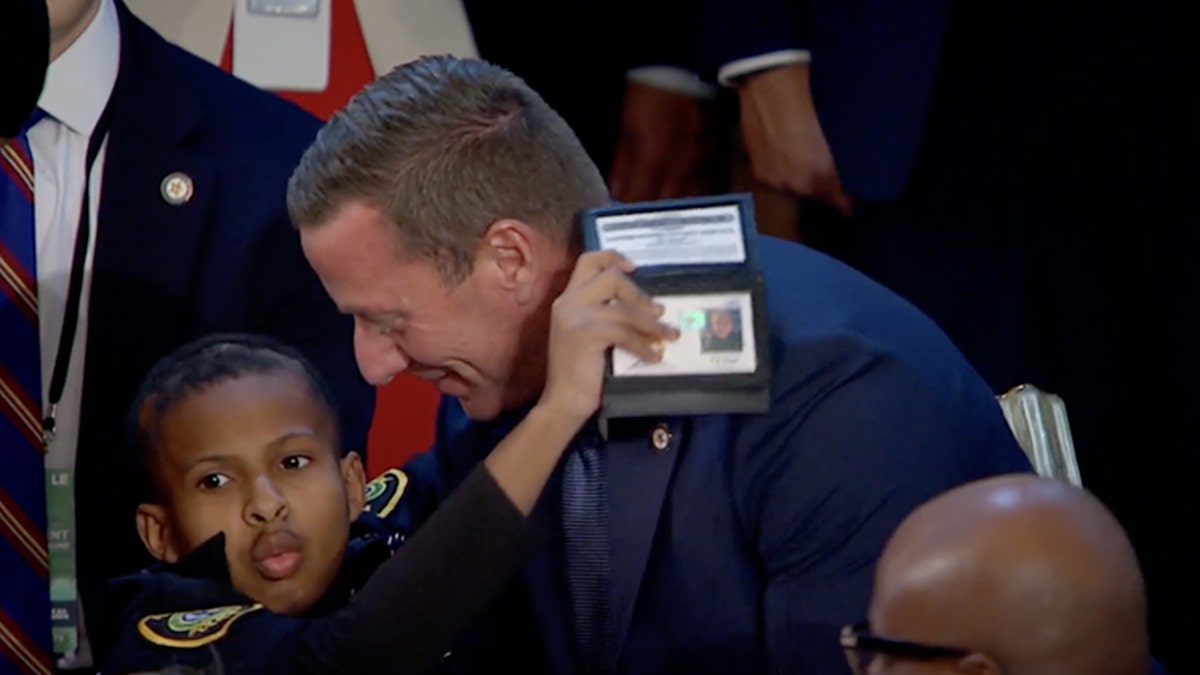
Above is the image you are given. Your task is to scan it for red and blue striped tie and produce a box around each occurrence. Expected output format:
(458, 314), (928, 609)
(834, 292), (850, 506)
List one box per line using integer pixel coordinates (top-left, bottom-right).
(0, 116), (52, 675)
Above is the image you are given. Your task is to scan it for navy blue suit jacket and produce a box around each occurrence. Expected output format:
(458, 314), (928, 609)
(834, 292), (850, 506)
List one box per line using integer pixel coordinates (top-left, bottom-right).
(410, 236), (1031, 673)
(75, 2), (373, 661)
(700, 0), (949, 202)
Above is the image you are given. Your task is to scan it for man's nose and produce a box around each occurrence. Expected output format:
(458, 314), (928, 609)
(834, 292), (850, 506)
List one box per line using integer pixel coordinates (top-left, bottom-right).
(353, 319), (410, 386)
(244, 474), (288, 525)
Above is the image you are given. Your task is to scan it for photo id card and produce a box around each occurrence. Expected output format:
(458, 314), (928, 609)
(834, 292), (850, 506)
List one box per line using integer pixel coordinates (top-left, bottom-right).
(583, 194), (771, 418)
(612, 292), (757, 377)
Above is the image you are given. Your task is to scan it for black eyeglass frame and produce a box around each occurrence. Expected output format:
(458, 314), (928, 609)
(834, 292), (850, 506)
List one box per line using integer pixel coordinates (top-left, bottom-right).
(840, 621), (972, 665)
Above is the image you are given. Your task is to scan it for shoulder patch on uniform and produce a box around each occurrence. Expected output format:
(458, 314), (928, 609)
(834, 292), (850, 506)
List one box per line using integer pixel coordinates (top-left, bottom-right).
(137, 604), (262, 648)
(364, 468), (409, 518)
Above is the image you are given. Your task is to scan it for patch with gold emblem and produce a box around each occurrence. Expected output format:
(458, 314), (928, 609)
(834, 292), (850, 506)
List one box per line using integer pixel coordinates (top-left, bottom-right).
(138, 604), (262, 648)
(364, 468), (409, 518)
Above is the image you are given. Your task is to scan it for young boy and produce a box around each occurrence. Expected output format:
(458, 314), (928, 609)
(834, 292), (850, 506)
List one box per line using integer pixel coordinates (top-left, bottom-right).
(101, 248), (672, 674)
(100, 332), (534, 674)
(101, 311), (670, 673)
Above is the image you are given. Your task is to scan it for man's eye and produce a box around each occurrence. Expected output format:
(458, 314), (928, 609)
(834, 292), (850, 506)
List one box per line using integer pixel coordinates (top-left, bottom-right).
(198, 474), (230, 490)
(282, 455), (311, 470)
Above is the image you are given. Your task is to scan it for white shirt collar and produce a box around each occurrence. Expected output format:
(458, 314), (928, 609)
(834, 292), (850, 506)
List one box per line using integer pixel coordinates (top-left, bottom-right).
(38, 0), (121, 137)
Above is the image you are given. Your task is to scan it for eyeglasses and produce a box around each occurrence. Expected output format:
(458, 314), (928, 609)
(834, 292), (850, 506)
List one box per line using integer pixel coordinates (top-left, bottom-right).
(839, 622), (972, 675)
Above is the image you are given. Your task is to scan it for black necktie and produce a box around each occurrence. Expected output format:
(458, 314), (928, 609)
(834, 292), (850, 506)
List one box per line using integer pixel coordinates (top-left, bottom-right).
(561, 435), (611, 674)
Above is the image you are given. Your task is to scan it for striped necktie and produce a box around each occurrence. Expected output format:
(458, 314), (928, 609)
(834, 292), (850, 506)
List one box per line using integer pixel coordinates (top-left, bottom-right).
(561, 432), (612, 674)
(0, 113), (52, 675)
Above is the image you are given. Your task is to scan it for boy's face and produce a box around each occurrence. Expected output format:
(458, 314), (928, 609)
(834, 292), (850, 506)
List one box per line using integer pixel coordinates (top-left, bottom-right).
(135, 369), (366, 616)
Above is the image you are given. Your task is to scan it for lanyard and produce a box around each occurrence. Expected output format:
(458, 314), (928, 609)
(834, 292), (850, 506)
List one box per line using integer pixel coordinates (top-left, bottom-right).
(42, 95), (116, 447)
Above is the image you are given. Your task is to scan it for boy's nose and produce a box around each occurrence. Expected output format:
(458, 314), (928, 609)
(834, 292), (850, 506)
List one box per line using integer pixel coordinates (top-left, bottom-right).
(244, 474), (288, 524)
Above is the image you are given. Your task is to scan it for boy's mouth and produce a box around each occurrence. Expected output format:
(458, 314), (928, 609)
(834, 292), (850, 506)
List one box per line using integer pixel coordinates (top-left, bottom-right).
(252, 531), (303, 581)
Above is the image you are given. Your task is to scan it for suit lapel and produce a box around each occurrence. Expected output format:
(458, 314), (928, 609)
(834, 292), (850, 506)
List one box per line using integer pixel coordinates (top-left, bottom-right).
(89, 4), (213, 354)
(606, 417), (685, 662)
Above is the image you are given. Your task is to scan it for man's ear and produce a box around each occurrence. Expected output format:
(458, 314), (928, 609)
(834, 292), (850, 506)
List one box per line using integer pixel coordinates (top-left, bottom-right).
(341, 451), (367, 522)
(478, 218), (540, 303)
(136, 503), (181, 563)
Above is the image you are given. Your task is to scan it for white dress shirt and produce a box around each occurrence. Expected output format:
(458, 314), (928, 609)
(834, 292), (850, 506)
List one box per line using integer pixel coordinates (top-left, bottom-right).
(31, 2), (119, 666)
(31, 0), (119, 472)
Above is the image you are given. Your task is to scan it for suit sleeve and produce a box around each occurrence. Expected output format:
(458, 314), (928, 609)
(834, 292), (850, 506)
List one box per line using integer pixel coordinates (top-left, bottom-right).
(287, 464), (547, 675)
(732, 348), (1030, 672)
(698, 0), (809, 77)
(103, 466), (544, 675)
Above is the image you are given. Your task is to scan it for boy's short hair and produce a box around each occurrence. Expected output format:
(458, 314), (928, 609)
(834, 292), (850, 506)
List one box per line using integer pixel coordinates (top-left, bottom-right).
(126, 333), (343, 501)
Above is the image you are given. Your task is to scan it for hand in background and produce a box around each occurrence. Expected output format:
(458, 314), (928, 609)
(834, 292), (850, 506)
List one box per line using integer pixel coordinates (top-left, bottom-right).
(737, 63), (853, 216)
(608, 80), (720, 203)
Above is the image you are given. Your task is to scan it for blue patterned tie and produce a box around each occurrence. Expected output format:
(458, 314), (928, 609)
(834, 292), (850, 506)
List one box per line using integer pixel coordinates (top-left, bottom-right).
(0, 114), (52, 675)
(561, 433), (612, 674)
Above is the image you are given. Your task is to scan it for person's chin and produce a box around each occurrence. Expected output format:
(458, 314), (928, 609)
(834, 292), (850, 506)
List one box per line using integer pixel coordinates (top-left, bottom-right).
(257, 584), (317, 617)
(459, 397), (498, 421)
(434, 372), (474, 398)
(461, 387), (518, 422)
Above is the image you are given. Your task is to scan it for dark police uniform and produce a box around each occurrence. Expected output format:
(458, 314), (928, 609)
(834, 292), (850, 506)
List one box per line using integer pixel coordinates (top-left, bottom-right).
(101, 466), (544, 675)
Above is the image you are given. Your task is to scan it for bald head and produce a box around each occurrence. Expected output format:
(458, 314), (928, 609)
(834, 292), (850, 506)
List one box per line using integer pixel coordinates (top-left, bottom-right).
(869, 475), (1147, 675)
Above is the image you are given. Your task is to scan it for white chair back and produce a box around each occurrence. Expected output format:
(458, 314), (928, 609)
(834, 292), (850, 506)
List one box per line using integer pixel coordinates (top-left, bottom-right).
(996, 384), (1083, 486)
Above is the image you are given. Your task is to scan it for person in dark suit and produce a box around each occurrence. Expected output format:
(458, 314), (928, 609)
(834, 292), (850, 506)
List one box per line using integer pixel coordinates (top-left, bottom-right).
(288, 55), (1032, 673)
(698, 2), (1200, 671)
(23, 0), (373, 668)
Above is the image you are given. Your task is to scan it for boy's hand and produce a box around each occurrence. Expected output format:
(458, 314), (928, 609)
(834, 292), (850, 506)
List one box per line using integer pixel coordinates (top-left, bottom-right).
(538, 250), (679, 422)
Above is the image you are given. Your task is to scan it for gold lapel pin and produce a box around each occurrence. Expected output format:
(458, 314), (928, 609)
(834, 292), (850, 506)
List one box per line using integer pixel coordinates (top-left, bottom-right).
(650, 423), (673, 453)
(160, 172), (194, 205)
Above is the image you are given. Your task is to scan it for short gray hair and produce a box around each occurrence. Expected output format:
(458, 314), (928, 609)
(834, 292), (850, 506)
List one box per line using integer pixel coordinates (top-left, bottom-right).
(287, 55), (609, 284)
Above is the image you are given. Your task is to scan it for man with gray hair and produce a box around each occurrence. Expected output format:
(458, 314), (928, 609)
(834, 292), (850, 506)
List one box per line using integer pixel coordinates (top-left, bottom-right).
(843, 475), (1157, 675)
(288, 55), (1031, 674)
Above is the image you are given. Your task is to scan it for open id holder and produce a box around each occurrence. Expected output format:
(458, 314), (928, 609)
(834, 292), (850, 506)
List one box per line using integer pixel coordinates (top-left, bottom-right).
(582, 193), (771, 419)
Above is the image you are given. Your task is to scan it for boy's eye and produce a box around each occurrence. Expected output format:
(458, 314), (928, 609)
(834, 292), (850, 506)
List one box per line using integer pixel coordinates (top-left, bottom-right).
(198, 473), (230, 490)
(281, 455), (311, 470)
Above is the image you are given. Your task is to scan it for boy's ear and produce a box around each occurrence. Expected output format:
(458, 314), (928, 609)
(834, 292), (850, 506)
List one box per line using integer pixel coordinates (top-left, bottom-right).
(340, 451), (367, 522)
(136, 503), (181, 564)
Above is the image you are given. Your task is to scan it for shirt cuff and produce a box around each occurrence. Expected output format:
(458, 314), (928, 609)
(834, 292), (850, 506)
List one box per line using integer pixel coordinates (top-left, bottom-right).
(626, 66), (718, 99)
(717, 49), (812, 87)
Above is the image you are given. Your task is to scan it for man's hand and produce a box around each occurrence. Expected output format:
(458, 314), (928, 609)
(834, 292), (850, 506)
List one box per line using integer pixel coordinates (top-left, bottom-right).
(608, 80), (720, 202)
(538, 250), (679, 421)
(737, 63), (853, 216)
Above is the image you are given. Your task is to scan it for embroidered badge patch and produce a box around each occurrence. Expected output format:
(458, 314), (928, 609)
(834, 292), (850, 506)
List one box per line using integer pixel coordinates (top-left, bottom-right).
(138, 604), (262, 648)
(364, 468), (409, 518)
